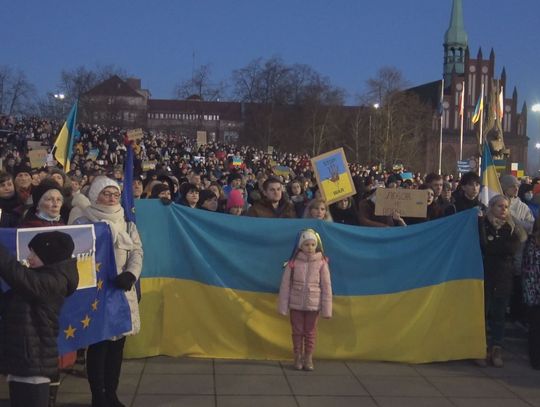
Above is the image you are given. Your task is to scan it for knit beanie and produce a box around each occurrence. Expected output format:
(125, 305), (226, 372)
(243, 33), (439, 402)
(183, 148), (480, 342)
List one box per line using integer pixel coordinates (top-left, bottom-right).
(499, 175), (519, 192)
(32, 179), (63, 208)
(14, 162), (32, 177)
(150, 183), (170, 198)
(28, 231), (75, 265)
(226, 189), (244, 210)
(88, 176), (121, 204)
(227, 172), (242, 185)
(298, 230), (318, 249)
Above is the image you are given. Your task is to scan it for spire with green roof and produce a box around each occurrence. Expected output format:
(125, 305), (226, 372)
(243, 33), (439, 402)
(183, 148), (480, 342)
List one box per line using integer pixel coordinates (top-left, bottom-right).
(443, 0), (468, 85)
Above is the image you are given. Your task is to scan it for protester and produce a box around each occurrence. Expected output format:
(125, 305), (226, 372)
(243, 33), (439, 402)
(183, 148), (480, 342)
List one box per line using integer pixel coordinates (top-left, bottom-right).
(246, 177), (295, 218)
(278, 229), (332, 371)
(0, 231), (78, 407)
(478, 194), (527, 367)
(198, 189), (219, 212)
(20, 179), (65, 228)
(149, 183), (171, 200)
(177, 183), (200, 208)
(445, 171), (485, 216)
(0, 171), (23, 227)
(287, 178), (308, 218)
(226, 189), (245, 215)
(70, 176), (143, 407)
(329, 197), (359, 226)
(304, 198), (333, 222)
(521, 214), (540, 370)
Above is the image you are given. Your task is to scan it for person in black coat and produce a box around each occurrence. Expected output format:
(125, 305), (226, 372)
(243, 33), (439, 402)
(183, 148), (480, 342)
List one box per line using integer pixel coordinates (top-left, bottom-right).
(0, 231), (79, 407)
(479, 194), (527, 367)
(0, 171), (23, 228)
(445, 171), (486, 216)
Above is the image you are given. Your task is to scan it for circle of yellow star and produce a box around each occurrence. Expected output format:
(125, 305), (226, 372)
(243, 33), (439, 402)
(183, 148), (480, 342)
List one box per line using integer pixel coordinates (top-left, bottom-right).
(64, 325), (76, 339)
(81, 315), (91, 329)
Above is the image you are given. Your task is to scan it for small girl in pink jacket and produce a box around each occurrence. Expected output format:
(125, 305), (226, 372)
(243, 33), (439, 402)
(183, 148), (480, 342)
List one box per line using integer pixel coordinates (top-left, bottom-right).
(278, 228), (332, 371)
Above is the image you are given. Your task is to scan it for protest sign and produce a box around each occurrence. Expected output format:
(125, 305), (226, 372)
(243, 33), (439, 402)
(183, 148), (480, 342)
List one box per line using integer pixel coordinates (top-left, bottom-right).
(196, 131), (207, 147)
(28, 149), (48, 168)
(87, 148), (100, 161)
(375, 188), (427, 218)
(267, 146), (274, 155)
(142, 161), (156, 171)
(126, 128), (144, 141)
(311, 148), (356, 205)
(27, 140), (43, 150)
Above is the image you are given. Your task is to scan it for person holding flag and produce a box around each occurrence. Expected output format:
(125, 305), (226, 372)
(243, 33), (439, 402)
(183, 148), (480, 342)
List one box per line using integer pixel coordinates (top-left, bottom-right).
(53, 102), (80, 173)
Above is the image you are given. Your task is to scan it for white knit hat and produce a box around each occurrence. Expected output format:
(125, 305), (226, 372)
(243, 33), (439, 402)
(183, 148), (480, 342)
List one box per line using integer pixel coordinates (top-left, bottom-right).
(298, 230), (318, 249)
(88, 176), (121, 204)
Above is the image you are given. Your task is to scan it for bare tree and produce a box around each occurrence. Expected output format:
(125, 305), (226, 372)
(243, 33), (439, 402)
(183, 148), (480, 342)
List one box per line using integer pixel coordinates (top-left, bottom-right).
(0, 66), (36, 115)
(174, 64), (224, 101)
(362, 67), (431, 169)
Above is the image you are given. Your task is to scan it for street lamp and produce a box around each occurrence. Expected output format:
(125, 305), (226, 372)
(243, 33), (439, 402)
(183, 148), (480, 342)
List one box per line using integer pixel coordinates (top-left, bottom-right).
(368, 103), (380, 164)
(532, 104), (540, 173)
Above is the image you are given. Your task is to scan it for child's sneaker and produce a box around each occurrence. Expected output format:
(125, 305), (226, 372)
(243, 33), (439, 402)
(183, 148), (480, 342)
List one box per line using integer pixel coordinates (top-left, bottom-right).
(294, 353), (303, 370)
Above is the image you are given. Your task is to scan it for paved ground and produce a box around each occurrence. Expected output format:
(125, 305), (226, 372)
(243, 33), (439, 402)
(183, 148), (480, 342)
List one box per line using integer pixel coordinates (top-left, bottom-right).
(0, 326), (538, 407)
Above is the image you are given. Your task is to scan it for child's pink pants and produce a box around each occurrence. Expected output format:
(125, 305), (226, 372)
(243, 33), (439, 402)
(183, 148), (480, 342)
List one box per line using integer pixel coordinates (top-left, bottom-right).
(290, 310), (319, 355)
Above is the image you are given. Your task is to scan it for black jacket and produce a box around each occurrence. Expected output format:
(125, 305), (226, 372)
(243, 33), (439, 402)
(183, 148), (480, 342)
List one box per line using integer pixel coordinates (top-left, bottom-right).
(0, 245), (78, 378)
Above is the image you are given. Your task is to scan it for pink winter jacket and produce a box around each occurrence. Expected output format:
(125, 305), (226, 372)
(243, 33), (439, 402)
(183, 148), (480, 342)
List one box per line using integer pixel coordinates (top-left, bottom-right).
(277, 251), (332, 318)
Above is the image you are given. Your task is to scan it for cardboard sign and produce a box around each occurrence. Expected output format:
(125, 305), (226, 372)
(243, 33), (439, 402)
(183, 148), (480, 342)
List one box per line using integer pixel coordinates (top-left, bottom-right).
(142, 160), (156, 171)
(127, 128), (144, 141)
(267, 146), (274, 155)
(28, 149), (48, 169)
(27, 140), (43, 150)
(374, 188), (428, 218)
(311, 148), (356, 205)
(196, 131), (207, 147)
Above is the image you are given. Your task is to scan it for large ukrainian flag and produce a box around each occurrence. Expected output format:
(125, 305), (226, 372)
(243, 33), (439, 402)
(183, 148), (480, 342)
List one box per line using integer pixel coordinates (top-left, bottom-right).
(480, 142), (503, 205)
(53, 102), (79, 173)
(125, 202), (485, 363)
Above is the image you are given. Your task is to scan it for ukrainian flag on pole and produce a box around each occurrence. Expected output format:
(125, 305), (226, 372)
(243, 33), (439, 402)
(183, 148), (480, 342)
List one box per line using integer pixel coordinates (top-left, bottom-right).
(53, 102), (80, 173)
(480, 142), (503, 205)
(471, 93), (483, 124)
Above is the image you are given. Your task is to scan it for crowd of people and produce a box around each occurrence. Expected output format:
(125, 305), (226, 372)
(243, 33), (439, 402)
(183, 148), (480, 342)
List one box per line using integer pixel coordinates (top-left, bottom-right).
(1, 115), (540, 405)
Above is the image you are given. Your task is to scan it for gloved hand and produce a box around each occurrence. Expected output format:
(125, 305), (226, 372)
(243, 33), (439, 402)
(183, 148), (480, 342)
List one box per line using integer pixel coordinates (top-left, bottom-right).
(160, 198), (173, 206)
(114, 272), (136, 291)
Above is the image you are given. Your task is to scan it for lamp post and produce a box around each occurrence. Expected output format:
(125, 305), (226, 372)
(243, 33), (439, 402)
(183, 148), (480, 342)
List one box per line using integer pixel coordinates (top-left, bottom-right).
(532, 104), (540, 174)
(53, 93), (66, 119)
(368, 103), (380, 164)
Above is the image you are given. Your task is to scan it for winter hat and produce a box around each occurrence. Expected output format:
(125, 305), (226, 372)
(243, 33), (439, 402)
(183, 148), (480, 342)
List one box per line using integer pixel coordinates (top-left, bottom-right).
(226, 189), (244, 209)
(199, 189), (218, 206)
(32, 179), (63, 208)
(28, 231), (75, 265)
(88, 176), (121, 204)
(150, 183), (170, 198)
(499, 175), (519, 192)
(14, 162), (32, 177)
(298, 229), (318, 249)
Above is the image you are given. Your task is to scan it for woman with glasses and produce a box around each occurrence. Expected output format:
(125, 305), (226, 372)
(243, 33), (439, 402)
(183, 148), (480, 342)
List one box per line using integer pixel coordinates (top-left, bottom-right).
(69, 176), (143, 407)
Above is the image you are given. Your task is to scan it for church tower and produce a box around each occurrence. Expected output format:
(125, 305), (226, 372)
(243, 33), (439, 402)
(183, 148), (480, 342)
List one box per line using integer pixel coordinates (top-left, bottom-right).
(443, 0), (468, 86)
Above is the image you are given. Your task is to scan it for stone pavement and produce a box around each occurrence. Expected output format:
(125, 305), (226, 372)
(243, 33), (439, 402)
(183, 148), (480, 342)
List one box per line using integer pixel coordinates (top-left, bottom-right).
(0, 327), (538, 407)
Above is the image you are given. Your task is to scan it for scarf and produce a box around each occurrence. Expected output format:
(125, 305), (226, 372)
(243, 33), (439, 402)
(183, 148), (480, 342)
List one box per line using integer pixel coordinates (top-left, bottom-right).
(36, 210), (61, 222)
(83, 204), (134, 250)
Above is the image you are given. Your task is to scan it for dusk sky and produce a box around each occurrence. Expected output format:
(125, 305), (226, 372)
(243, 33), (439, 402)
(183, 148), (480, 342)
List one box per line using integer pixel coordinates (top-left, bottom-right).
(3, 0), (540, 147)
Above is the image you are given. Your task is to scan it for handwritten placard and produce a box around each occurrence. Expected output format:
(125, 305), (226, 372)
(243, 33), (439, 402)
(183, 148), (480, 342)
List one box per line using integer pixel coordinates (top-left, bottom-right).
(126, 128), (144, 141)
(374, 188), (427, 218)
(311, 148), (356, 205)
(27, 140), (43, 150)
(28, 149), (48, 169)
(196, 131), (207, 147)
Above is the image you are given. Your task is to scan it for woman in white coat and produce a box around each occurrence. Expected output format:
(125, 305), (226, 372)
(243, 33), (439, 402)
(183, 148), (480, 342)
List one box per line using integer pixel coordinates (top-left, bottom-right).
(69, 176), (143, 407)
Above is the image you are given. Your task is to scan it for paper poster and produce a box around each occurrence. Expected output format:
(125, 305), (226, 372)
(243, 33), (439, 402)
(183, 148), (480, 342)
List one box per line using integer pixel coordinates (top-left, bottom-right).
(27, 140), (43, 150)
(196, 131), (207, 147)
(311, 148), (356, 205)
(374, 188), (428, 218)
(127, 128), (144, 141)
(28, 149), (48, 168)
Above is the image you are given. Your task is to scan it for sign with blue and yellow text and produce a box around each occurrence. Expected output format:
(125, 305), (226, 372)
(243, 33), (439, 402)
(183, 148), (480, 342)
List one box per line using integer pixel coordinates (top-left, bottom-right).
(311, 148), (356, 205)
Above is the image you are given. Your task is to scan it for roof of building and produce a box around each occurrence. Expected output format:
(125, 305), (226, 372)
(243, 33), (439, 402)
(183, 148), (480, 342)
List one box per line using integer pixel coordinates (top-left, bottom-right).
(406, 81), (441, 110)
(84, 75), (145, 98)
(148, 99), (243, 121)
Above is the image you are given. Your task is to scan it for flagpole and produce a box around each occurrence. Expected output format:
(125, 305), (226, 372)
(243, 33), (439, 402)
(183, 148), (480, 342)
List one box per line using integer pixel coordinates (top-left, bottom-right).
(459, 84), (465, 177)
(438, 78), (444, 175)
(478, 83), (485, 177)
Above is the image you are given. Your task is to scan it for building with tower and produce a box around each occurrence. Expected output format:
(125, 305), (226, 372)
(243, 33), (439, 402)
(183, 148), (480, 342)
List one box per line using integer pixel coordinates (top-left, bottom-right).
(411, 0), (528, 173)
